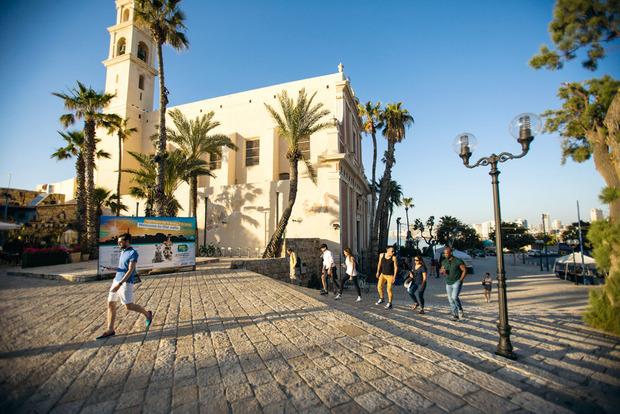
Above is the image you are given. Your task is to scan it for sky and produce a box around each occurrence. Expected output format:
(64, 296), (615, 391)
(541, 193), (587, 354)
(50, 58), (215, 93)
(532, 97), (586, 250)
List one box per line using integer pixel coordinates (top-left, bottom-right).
(1, 0), (619, 231)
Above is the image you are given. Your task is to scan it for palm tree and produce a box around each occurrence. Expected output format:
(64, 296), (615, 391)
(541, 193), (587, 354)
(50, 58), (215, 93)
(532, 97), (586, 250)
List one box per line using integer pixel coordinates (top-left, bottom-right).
(357, 101), (383, 236)
(373, 102), (414, 252)
(167, 109), (237, 218)
(134, 0), (189, 216)
(51, 129), (111, 254)
(107, 117), (137, 216)
(386, 180), (403, 240)
(53, 81), (115, 258)
(124, 149), (204, 217)
(262, 89), (331, 258)
(402, 197), (414, 240)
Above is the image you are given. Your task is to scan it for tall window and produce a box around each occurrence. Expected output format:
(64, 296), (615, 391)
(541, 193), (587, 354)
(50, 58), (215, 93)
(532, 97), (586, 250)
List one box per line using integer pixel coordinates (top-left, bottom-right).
(245, 140), (260, 167)
(122, 9), (130, 22)
(138, 75), (145, 90)
(117, 38), (126, 56)
(298, 135), (310, 159)
(137, 42), (148, 62)
(209, 152), (222, 170)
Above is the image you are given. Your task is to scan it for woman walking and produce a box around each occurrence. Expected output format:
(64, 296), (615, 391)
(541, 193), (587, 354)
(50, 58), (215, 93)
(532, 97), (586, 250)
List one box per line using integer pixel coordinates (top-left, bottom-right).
(482, 272), (492, 303)
(405, 255), (428, 314)
(335, 248), (362, 302)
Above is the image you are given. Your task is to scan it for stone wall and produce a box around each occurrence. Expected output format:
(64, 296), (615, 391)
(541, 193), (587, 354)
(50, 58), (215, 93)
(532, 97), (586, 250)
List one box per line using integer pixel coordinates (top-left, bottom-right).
(283, 238), (322, 281)
(230, 257), (291, 283)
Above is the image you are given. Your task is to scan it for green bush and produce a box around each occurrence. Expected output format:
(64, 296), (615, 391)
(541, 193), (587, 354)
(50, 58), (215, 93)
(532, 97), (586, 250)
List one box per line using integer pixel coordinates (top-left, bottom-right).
(583, 220), (620, 335)
(22, 247), (69, 268)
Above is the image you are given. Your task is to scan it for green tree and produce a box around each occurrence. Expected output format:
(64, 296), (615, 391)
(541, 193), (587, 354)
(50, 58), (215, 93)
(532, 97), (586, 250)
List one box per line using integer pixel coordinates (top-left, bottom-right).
(561, 221), (592, 250)
(358, 101), (383, 249)
(436, 216), (481, 251)
(52, 82), (115, 257)
(373, 103), (414, 253)
(51, 131), (110, 252)
(413, 216), (437, 256)
(386, 180), (403, 239)
(490, 222), (536, 252)
(402, 197), (413, 240)
(167, 109), (237, 218)
(262, 89), (331, 258)
(124, 149), (199, 217)
(106, 117), (137, 216)
(531, 0), (620, 334)
(134, 0), (189, 216)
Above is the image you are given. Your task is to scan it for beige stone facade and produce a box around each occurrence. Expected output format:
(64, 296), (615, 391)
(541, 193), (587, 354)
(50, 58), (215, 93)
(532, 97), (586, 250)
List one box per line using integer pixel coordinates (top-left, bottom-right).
(92, 0), (371, 258)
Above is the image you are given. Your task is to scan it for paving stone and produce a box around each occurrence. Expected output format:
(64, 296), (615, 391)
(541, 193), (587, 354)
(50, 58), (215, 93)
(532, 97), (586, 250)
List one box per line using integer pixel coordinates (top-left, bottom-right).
(354, 391), (393, 412)
(1, 264), (617, 414)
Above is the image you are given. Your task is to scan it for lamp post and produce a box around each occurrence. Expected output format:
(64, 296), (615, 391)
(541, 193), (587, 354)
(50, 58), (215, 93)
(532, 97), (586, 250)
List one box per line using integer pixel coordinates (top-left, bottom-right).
(541, 214), (550, 271)
(396, 217), (401, 249)
(453, 112), (542, 360)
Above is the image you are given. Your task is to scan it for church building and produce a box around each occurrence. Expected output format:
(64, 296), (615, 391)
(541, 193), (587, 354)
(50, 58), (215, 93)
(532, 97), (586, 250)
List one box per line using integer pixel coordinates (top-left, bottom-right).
(92, 0), (372, 256)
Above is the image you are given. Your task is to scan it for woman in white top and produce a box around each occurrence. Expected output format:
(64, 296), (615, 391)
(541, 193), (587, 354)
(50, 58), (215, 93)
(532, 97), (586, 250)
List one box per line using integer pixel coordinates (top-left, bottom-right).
(335, 248), (362, 302)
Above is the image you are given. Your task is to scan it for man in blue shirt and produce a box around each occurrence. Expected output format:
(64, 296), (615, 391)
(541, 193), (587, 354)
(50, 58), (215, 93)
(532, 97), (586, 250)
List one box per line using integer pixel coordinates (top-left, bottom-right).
(97, 233), (153, 339)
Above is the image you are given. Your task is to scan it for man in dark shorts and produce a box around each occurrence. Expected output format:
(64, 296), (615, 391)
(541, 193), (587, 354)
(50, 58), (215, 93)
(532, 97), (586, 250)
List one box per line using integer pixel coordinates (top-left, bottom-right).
(440, 247), (467, 320)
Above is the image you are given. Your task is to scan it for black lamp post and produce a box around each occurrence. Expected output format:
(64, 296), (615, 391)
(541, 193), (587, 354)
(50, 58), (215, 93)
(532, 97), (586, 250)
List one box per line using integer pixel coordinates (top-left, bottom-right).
(454, 113), (542, 360)
(396, 217), (401, 249)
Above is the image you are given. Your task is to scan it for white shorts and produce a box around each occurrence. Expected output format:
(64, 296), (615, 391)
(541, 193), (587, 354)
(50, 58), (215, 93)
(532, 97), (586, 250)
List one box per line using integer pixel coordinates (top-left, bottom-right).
(107, 281), (134, 305)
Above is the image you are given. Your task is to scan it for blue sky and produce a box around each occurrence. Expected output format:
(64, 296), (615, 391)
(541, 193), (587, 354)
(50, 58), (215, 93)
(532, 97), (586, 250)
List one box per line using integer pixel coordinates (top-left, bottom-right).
(1, 0), (618, 230)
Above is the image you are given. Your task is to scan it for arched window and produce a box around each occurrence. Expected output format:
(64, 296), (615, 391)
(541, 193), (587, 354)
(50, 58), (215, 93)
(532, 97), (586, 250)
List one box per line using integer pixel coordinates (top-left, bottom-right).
(138, 75), (145, 90)
(116, 38), (126, 56)
(122, 9), (130, 22)
(137, 42), (148, 62)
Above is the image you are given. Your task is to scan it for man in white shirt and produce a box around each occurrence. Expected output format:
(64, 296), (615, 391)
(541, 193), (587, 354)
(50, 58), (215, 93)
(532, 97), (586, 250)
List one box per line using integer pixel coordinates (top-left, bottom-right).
(320, 243), (335, 295)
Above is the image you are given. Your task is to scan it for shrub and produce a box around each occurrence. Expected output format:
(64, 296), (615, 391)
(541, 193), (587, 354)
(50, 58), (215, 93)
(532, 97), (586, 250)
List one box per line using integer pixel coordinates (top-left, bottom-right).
(22, 246), (69, 268)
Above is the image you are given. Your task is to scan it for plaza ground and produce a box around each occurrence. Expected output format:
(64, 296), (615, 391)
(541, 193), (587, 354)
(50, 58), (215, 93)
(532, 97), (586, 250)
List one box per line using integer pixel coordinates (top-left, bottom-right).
(0, 257), (618, 413)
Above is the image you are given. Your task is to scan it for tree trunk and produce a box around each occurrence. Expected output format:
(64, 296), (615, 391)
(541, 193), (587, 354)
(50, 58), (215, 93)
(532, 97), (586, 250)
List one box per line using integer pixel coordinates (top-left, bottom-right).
(603, 90), (620, 222)
(368, 130), (378, 272)
(190, 174), (197, 218)
(84, 119), (98, 258)
(405, 208), (411, 239)
(116, 134), (122, 216)
(154, 40), (167, 216)
(590, 128), (620, 222)
(263, 159), (298, 258)
(372, 139), (396, 260)
(76, 154), (86, 252)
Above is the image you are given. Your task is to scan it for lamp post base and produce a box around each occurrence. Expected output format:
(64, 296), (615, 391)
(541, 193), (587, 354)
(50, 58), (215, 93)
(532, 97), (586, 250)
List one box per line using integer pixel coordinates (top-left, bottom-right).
(495, 322), (517, 360)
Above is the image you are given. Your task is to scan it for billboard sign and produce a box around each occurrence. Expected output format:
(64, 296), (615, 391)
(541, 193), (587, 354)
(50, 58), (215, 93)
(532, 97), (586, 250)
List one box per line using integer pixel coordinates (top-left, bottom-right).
(98, 216), (196, 273)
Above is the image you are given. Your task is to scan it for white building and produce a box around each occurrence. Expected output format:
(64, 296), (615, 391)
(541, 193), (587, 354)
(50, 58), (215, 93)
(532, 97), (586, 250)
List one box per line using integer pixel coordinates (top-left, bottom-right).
(90, 0), (371, 254)
(552, 219), (562, 231)
(542, 213), (551, 232)
(590, 208), (604, 222)
(474, 221), (495, 240)
(514, 218), (528, 229)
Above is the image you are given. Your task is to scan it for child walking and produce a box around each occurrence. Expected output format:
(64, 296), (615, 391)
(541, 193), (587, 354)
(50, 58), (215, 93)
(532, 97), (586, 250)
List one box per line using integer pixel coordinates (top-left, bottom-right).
(482, 272), (493, 303)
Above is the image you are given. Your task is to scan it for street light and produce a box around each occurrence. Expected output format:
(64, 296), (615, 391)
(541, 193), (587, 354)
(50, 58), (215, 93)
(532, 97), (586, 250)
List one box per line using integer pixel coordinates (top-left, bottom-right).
(453, 112), (542, 360)
(396, 217), (402, 248)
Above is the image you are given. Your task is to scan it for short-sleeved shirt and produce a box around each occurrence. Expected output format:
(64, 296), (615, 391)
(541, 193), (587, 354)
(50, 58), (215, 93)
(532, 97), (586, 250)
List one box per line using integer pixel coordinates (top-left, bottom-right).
(115, 247), (139, 284)
(322, 250), (335, 269)
(441, 256), (465, 285)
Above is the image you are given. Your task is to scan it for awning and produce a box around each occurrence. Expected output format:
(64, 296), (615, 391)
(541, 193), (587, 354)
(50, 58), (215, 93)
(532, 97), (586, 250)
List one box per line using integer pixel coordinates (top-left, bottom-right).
(0, 221), (22, 231)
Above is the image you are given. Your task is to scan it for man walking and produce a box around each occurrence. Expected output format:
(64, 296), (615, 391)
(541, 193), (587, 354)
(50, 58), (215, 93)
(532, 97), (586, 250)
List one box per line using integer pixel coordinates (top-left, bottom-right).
(320, 243), (335, 295)
(97, 233), (153, 339)
(440, 247), (467, 320)
(287, 247), (301, 285)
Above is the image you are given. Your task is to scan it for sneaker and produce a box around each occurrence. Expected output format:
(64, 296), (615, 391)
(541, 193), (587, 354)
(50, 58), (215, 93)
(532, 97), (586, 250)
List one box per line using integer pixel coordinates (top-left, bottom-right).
(384, 302), (392, 309)
(356, 296), (362, 302)
(375, 299), (384, 305)
(146, 311), (154, 328)
(458, 310), (465, 319)
(419, 309), (425, 314)
(334, 294), (341, 300)
(452, 314), (459, 321)
(320, 290), (328, 295)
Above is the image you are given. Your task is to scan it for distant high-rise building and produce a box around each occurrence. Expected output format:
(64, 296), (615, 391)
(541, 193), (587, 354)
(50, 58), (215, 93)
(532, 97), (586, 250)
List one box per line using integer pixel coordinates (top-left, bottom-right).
(590, 208), (604, 222)
(552, 219), (562, 231)
(515, 218), (528, 229)
(542, 213), (551, 233)
(473, 221), (494, 239)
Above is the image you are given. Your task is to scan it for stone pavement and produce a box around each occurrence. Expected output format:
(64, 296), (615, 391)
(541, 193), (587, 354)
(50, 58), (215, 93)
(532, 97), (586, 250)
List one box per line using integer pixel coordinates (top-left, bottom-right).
(0, 257), (618, 413)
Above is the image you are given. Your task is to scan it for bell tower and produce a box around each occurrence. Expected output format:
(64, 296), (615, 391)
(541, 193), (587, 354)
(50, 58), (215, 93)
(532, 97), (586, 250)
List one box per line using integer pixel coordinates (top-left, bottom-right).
(97, 0), (157, 194)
